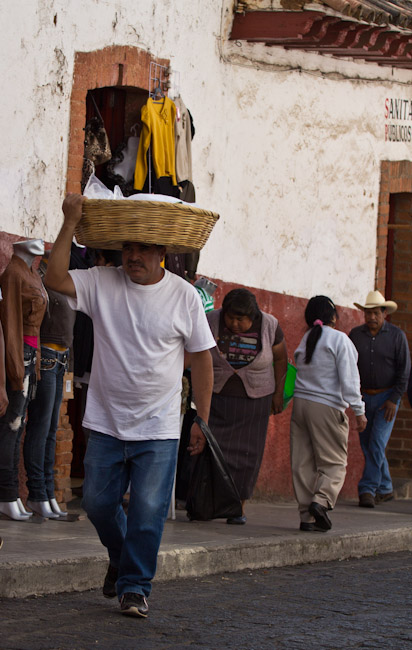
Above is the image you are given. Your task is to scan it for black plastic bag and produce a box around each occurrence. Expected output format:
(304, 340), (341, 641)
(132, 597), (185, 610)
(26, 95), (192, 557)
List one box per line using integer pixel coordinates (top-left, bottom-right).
(186, 417), (242, 521)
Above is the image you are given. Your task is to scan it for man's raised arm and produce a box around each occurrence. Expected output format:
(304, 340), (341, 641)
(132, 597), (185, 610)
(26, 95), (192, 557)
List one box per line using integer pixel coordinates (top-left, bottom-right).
(44, 194), (85, 298)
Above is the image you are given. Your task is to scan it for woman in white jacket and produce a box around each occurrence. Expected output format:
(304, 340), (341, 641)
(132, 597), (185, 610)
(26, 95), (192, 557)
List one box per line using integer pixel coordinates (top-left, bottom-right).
(291, 295), (367, 532)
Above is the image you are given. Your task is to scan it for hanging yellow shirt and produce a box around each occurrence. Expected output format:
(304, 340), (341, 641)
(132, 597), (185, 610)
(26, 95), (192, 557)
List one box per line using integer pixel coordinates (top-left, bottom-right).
(134, 97), (177, 190)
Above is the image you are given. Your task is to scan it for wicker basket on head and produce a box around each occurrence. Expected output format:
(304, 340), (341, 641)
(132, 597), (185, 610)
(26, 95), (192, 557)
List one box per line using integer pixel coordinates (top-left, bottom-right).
(75, 199), (220, 253)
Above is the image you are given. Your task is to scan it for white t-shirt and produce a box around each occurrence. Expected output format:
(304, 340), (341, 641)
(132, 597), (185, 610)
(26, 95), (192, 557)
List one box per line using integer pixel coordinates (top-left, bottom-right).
(68, 267), (215, 441)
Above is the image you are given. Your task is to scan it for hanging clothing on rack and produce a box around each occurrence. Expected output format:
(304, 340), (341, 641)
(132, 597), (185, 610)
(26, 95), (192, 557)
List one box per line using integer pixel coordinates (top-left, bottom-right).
(174, 97), (193, 183)
(81, 94), (112, 192)
(134, 97), (177, 191)
(187, 108), (195, 140)
(106, 125), (140, 196)
(165, 180), (199, 280)
(142, 175), (180, 198)
(179, 180), (196, 203)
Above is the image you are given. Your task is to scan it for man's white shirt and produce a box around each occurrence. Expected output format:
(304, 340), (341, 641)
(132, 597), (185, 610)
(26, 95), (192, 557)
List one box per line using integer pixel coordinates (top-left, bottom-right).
(68, 267), (215, 440)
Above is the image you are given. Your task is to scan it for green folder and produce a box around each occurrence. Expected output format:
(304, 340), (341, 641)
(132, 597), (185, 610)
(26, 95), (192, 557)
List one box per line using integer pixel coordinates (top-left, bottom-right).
(283, 362), (297, 411)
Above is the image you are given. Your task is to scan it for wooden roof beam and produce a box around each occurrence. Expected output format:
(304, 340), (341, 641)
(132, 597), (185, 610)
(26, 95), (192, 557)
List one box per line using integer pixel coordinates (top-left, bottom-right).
(230, 11), (325, 40)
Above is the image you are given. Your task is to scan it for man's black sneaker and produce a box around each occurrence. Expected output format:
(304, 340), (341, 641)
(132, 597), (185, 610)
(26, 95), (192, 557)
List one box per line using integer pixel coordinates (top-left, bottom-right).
(120, 592), (149, 618)
(102, 563), (118, 598)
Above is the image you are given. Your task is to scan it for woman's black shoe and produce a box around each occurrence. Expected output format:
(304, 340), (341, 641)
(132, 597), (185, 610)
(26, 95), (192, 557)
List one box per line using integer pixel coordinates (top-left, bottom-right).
(308, 502), (332, 530)
(227, 515), (247, 525)
(300, 521), (328, 533)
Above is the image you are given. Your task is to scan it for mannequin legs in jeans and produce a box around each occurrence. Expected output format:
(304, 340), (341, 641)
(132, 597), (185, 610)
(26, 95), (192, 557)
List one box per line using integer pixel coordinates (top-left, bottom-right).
(0, 343), (36, 520)
(24, 346), (69, 518)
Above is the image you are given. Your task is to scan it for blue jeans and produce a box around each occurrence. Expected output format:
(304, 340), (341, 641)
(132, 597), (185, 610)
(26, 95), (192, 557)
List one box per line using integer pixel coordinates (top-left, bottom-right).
(82, 431), (178, 599)
(358, 389), (399, 496)
(24, 346), (68, 501)
(0, 344), (37, 501)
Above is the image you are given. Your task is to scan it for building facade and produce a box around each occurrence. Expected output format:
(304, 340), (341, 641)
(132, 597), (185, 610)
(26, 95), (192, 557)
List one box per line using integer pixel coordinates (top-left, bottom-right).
(1, 0), (412, 502)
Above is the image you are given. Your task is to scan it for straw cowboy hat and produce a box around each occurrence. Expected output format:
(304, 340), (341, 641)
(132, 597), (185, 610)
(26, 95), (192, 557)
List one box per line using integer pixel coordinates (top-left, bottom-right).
(354, 290), (397, 314)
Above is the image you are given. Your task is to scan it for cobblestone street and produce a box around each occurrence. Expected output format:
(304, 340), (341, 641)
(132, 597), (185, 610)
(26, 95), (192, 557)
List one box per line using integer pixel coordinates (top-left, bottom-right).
(1, 551), (412, 649)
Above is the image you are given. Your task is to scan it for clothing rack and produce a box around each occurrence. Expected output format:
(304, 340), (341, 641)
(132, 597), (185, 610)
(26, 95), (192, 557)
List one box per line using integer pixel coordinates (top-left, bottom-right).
(149, 62), (170, 100)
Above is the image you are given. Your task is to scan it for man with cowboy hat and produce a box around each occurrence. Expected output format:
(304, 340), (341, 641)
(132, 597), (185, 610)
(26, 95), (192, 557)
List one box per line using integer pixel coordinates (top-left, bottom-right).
(349, 291), (410, 508)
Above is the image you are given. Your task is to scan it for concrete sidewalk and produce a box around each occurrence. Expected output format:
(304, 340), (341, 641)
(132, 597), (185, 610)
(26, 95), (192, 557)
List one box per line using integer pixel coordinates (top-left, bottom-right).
(0, 498), (411, 598)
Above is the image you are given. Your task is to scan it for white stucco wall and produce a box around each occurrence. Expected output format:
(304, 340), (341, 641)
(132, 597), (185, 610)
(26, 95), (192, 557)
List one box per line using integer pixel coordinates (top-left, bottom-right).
(1, 0), (412, 306)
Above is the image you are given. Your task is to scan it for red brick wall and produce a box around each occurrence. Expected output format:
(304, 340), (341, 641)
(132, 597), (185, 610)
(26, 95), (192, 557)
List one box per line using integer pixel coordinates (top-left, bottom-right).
(53, 400), (73, 505)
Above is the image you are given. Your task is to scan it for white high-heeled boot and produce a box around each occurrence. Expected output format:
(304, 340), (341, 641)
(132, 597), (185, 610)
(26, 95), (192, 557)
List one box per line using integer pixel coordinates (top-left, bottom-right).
(0, 501), (31, 521)
(26, 500), (60, 519)
(17, 497), (33, 516)
(49, 498), (68, 516)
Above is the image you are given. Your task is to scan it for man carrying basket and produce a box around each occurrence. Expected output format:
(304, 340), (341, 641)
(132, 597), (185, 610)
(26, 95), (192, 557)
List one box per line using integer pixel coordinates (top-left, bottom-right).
(45, 193), (215, 618)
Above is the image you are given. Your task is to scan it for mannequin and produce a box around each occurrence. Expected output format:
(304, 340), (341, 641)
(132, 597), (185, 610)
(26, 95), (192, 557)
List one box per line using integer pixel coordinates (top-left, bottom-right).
(13, 239), (45, 266)
(0, 238), (47, 520)
(24, 251), (75, 519)
(0, 310), (24, 520)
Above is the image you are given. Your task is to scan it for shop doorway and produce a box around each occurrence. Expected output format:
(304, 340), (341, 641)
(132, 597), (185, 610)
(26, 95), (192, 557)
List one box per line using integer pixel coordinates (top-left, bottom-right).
(383, 191), (412, 481)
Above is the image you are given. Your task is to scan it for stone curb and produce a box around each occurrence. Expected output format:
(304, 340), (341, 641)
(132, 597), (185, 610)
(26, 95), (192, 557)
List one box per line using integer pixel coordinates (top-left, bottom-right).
(1, 527), (411, 598)
(156, 527), (412, 579)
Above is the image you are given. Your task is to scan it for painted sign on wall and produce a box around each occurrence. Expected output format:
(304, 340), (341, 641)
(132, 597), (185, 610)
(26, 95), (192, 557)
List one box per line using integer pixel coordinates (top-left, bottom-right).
(385, 98), (412, 142)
